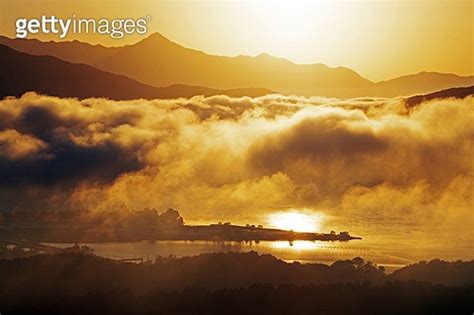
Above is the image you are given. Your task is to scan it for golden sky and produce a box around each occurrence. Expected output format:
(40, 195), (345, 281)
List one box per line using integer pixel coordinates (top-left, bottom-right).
(0, 0), (473, 81)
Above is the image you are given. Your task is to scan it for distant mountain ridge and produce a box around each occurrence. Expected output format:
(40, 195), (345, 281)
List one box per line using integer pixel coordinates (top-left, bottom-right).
(405, 86), (474, 107)
(0, 44), (272, 100)
(1, 33), (473, 98)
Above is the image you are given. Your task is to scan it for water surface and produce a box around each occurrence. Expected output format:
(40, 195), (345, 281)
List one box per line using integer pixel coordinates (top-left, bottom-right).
(46, 238), (474, 273)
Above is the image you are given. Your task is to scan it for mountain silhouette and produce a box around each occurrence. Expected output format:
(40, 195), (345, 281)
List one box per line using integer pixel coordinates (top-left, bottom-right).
(0, 44), (272, 100)
(1, 33), (473, 98)
(405, 85), (473, 108)
(376, 72), (474, 97)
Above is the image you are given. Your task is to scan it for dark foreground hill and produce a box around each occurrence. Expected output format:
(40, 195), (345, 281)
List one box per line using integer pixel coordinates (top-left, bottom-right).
(0, 44), (272, 100)
(0, 252), (473, 314)
(405, 85), (474, 108)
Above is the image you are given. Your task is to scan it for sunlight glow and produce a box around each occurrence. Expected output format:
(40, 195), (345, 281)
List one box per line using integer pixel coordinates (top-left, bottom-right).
(249, 0), (322, 52)
(268, 211), (324, 232)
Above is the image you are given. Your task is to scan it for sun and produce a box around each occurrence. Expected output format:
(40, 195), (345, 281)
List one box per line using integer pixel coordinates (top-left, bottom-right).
(268, 211), (323, 232)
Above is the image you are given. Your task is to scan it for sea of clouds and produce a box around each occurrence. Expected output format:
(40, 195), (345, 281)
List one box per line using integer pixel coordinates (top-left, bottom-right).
(0, 92), (472, 243)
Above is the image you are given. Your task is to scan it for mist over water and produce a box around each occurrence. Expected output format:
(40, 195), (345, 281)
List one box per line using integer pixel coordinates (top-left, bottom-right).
(1, 92), (473, 262)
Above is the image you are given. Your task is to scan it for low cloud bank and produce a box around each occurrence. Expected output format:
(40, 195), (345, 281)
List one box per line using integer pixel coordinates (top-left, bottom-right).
(0, 92), (472, 243)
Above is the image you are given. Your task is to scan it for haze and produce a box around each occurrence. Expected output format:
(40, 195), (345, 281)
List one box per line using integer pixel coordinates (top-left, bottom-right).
(1, 92), (472, 255)
(1, 0), (472, 81)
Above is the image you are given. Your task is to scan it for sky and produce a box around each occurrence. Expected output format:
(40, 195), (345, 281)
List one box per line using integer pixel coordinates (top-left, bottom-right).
(0, 0), (472, 81)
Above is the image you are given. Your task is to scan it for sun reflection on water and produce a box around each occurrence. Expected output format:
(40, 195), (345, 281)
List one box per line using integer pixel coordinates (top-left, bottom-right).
(270, 240), (327, 251)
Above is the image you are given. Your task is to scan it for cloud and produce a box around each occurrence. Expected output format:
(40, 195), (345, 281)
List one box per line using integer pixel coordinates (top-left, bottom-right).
(0, 92), (472, 244)
(0, 129), (48, 159)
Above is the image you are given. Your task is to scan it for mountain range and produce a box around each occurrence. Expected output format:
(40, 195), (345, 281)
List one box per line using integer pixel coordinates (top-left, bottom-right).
(0, 44), (272, 100)
(0, 33), (473, 99)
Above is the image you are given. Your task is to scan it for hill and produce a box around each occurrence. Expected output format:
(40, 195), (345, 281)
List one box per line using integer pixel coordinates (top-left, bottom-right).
(0, 44), (272, 100)
(388, 259), (474, 285)
(0, 253), (473, 314)
(405, 85), (474, 107)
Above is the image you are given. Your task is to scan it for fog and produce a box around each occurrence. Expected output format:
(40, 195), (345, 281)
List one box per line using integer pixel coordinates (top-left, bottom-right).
(0, 92), (472, 245)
